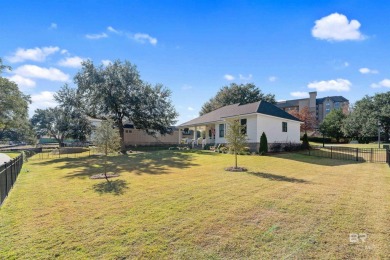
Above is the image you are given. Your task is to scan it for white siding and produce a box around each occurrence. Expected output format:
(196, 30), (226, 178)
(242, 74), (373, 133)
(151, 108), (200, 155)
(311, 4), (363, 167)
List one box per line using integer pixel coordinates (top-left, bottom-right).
(257, 114), (301, 143)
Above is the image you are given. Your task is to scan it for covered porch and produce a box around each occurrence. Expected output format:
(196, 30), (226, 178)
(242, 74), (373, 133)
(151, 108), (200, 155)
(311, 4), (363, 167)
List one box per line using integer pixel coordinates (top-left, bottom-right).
(178, 123), (216, 147)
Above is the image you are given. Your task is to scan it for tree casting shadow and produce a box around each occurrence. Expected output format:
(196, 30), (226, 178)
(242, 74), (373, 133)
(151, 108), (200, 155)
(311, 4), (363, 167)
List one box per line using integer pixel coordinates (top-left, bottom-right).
(31, 150), (199, 178)
(248, 171), (310, 183)
(92, 179), (129, 195)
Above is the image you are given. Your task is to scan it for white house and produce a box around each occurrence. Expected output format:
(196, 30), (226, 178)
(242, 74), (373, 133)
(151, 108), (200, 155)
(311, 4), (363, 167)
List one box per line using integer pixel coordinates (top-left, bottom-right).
(178, 100), (302, 151)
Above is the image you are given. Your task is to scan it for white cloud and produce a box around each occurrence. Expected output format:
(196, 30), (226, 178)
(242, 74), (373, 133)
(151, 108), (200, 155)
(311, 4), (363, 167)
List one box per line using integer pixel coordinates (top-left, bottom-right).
(6, 46), (60, 63)
(14, 65), (69, 82)
(101, 59), (112, 66)
(60, 49), (68, 55)
(224, 74), (235, 81)
(29, 91), (57, 116)
(344, 62), (350, 67)
(107, 26), (121, 34)
(290, 91), (309, 98)
(7, 75), (36, 89)
(268, 76), (277, 82)
(239, 74), (253, 81)
(359, 67), (378, 74)
(85, 32), (108, 39)
(312, 13), (365, 41)
(58, 56), (86, 68)
(308, 79), (351, 92)
(49, 23), (57, 29)
(188, 107), (194, 111)
(133, 33), (157, 45)
(371, 79), (390, 88)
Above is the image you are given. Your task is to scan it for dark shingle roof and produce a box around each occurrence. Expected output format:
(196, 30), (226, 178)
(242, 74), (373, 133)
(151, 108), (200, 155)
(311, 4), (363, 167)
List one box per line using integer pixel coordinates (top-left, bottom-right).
(180, 101), (301, 127)
(316, 96), (349, 104)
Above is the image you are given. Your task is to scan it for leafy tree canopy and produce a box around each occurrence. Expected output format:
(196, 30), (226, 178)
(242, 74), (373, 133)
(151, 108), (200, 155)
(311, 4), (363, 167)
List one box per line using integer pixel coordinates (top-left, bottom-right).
(74, 60), (178, 152)
(200, 83), (276, 115)
(225, 119), (248, 169)
(288, 106), (317, 134)
(0, 58), (32, 142)
(319, 109), (346, 142)
(31, 85), (92, 145)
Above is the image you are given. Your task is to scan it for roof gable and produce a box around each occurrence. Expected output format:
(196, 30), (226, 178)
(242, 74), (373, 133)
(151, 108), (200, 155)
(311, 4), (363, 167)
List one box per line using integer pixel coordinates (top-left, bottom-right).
(180, 101), (301, 126)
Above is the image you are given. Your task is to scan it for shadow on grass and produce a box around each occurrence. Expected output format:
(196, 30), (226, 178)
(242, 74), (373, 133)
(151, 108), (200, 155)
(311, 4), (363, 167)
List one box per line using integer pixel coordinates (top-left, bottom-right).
(248, 172), (310, 183)
(31, 150), (199, 178)
(93, 179), (129, 195)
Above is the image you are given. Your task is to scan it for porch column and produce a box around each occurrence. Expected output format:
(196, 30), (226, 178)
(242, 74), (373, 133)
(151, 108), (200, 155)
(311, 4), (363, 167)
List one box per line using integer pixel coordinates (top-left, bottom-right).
(178, 128), (182, 144)
(193, 126), (197, 141)
(204, 125), (209, 144)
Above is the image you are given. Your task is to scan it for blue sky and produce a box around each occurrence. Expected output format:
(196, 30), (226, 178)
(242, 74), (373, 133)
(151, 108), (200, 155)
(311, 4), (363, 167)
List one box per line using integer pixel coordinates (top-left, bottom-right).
(1, 0), (390, 124)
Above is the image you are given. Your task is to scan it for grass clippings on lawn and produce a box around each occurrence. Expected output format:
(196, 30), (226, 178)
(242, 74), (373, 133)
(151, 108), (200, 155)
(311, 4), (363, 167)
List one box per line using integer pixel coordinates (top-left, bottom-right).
(0, 150), (389, 259)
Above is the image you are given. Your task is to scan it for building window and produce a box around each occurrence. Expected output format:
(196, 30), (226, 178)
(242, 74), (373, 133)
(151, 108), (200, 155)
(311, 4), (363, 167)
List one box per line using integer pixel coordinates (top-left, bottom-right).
(240, 118), (247, 135)
(282, 122), (287, 132)
(334, 102), (340, 109)
(219, 124), (225, 138)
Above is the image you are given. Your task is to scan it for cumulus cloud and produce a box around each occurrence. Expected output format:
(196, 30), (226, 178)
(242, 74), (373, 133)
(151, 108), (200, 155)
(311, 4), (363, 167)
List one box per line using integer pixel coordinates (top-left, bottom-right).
(58, 56), (86, 68)
(101, 59), (112, 66)
(7, 75), (36, 89)
(133, 33), (158, 45)
(239, 74), (253, 81)
(371, 79), (390, 88)
(312, 13), (365, 41)
(188, 107), (194, 111)
(224, 74), (235, 81)
(268, 76), (277, 82)
(85, 32), (108, 39)
(6, 46), (60, 63)
(290, 91), (309, 98)
(308, 79), (351, 92)
(359, 68), (378, 74)
(29, 91), (57, 116)
(13, 65), (69, 82)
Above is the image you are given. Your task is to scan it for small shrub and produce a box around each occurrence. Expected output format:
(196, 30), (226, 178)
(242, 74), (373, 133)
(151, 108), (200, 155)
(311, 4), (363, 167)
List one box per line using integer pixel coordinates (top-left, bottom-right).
(301, 133), (310, 150)
(203, 144), (212, 150)
(283, 142), (302, 152)
(269, 143), (282, 153)
(220, 146), (228, 154)
(259, 132), (268, 155)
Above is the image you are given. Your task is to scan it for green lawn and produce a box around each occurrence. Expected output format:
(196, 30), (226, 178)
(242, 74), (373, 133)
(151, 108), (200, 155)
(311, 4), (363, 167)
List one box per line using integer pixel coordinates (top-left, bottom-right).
(1, 150), (389, 259)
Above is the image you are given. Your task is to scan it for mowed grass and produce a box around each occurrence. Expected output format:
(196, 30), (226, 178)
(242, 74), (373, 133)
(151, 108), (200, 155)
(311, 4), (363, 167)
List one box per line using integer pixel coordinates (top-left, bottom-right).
(1, 150), (390, 259)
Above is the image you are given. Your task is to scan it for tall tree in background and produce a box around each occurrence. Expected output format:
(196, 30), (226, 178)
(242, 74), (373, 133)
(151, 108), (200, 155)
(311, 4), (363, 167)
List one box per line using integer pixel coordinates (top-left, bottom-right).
(74, 60), (178, 153)
(288, 106), (317, 134)
(200, 83), (276, 115)
(0, 58), (33, 143)
(342, 92), (390, 142)
(319, 109), (346, 142)
(31, 85), (92, 146)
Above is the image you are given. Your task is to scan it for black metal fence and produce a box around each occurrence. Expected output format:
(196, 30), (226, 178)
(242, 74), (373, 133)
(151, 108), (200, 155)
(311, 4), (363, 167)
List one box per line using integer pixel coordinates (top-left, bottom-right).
(0, 154), (24, 205)
(300, 146), (388, 163)
(387, 149), (390, 167)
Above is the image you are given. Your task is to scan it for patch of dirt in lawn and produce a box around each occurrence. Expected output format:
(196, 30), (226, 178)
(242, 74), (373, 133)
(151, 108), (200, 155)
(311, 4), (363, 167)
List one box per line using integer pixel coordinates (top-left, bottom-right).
(225, 166), (248, 172)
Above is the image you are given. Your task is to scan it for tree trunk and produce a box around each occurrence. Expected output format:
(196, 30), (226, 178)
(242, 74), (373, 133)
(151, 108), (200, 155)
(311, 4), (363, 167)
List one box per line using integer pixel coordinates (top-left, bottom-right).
(235, 151), (237, 169)
(117, 120), (126, 154)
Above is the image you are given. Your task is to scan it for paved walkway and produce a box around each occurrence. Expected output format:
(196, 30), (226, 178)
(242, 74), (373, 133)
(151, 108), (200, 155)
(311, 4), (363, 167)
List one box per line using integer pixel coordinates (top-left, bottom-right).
(0, 153), (12, 164)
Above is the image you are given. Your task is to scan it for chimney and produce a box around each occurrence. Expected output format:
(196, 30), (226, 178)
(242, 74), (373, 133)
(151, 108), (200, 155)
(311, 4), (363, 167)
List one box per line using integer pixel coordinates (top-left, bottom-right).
(309, 91), (317, 109)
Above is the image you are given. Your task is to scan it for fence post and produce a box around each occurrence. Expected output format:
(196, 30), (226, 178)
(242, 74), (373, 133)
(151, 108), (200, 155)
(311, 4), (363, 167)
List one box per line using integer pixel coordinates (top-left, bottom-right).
(356, 148), (359, 162)
(330, 146), (333, 159)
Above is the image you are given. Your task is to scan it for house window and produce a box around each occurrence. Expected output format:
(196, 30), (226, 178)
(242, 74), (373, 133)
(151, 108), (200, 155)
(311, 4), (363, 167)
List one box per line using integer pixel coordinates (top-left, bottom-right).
(219, 124), (225, 138)
(240, 119), (247, 135)
(282, 122), (287, 132)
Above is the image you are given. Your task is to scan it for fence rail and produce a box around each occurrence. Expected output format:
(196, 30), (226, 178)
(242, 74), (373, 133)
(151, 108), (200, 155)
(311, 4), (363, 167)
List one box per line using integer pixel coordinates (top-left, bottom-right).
(0, 154), (24, 206)
(300, 146), (388, 163)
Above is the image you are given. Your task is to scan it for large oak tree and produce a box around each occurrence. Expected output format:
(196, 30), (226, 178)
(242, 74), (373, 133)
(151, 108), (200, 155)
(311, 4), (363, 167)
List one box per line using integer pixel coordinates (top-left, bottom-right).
(200, 83), (275, 115)
(74, 60), (178, 153)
